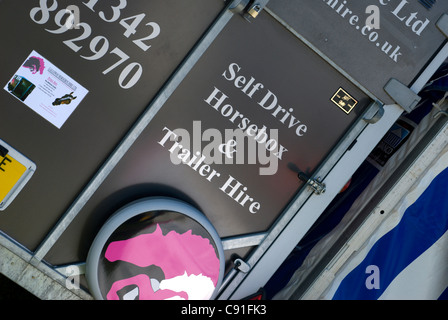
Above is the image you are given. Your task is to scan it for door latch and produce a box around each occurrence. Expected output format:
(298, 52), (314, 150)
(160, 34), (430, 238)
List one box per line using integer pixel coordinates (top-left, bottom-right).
(298, 172), (326, 195)
(234, 258), (251, 273)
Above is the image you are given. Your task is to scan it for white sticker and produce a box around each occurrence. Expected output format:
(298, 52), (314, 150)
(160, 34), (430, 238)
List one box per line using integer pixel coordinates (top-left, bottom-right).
(4, 50), (88, 129)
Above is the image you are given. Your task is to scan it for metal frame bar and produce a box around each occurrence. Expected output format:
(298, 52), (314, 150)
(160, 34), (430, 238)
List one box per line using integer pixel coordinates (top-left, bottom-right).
(0, 0), (446, 300)
(222, 232), (267, 250)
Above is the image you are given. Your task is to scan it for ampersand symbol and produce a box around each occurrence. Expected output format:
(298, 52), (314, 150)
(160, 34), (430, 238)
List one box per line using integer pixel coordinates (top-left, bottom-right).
(218, 139), (238, 159)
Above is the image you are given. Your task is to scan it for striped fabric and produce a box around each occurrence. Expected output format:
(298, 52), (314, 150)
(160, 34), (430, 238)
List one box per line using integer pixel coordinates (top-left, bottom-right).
(329, 153), (448, 300)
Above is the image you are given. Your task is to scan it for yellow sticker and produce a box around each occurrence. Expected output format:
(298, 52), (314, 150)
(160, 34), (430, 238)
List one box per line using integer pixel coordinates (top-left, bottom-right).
(0, 155), (26, 203)
(331, 88), (358, 114)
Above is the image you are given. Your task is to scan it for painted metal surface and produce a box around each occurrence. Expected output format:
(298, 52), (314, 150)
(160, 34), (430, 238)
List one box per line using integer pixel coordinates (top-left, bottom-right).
(0, 1), (447, 300)
(42, 10), (372, 276)
(0, 0), (224, 250)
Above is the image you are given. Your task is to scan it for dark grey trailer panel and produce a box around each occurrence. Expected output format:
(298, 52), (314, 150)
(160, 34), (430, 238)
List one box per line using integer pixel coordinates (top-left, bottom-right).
(0, 0), (224, 251)
(43, 8), (372, 269)
(0, 0), (447, 300)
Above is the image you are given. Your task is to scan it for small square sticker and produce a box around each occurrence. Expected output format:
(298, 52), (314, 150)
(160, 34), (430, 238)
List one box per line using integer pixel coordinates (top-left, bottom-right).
(331, 88), (358, 114)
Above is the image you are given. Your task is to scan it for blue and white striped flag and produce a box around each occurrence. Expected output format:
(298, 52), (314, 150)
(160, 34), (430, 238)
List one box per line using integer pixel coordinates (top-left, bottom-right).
(329, 153), (448, 300)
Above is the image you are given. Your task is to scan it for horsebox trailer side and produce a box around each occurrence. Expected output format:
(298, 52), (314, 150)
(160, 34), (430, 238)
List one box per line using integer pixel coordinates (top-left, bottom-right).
(0, 0), (448, 300)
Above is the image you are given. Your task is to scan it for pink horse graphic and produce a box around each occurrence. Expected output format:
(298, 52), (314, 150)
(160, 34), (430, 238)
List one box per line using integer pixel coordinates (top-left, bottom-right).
(104, 224), (221, 300)
(22, 56), (45, 75)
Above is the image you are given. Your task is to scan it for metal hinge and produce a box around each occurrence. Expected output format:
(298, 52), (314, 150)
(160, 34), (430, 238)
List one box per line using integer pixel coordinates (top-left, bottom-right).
(229, 0), (251, 14)
(384, 78), (421, 113)
(298, 172), (326, 195)
(437, 13), (448, 38)
(363, 100), (385, 124)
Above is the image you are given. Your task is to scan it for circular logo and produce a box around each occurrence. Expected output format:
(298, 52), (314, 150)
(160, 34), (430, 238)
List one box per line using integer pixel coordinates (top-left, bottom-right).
(86, 197), (224, 300)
